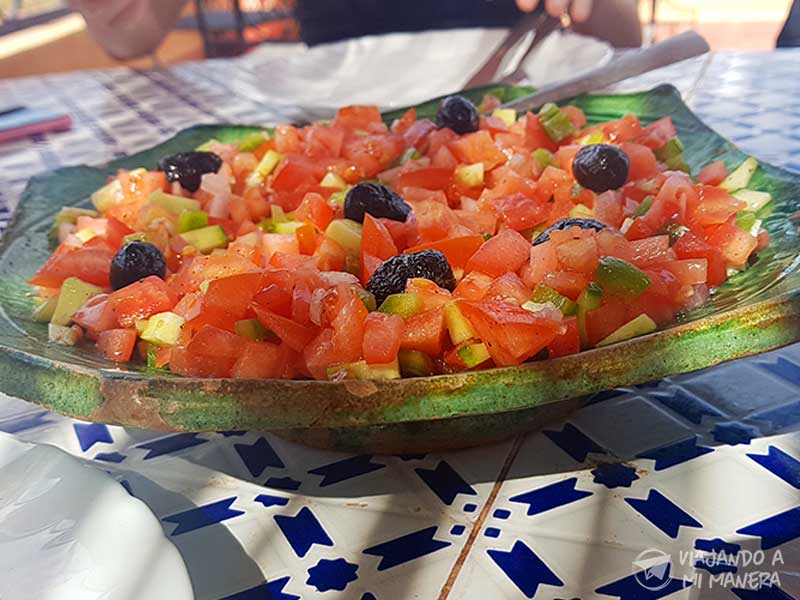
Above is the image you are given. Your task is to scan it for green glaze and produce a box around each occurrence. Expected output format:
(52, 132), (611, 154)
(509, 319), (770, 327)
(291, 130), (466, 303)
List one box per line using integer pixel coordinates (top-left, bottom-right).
(2, 86), (800, 452)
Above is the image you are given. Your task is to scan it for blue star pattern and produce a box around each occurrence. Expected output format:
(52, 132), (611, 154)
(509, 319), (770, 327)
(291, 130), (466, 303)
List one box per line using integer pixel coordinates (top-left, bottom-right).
(266, 477), (302, 491)
(638, 437), (714, 470)
(543, 424), (606, 462)
(625, 490), (702, 538)
(363, 526), (451, 571)
(306, 558), (358, 592)
(737, 506), (800, 549)
(732, 584), (797, 600)
(650, 387), (723, 424)
(221, 577), (300, 600)
(712, 422), (760, 445)
(595, 564), (690, 600)
(137, 433), (207, 459)
(592, 463), (639, 489)
(747, 446), (800, 488)
(488, 540), (563, 598)
(0, 411), (51, 433)
(94, 451), (126, 463)
(73, 422), (113, 451)
(308, 455), (385, 487)
(509, 477), (592, 516)
(274, 507), (333, 558)
(163, 497), (245, 536)
(234, 437), (284, 477)
(695, 538), (741, 554)
(415, 461), (477, 505)
(254, 494), (289, 508)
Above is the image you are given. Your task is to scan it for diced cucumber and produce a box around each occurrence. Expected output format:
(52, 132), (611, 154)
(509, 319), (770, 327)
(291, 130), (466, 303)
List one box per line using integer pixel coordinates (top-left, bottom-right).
(633, 195), (654, 218)
(324, 219), (362, 255)
(273, 221), (303, 234)
(596, 313), (657, 347)
(320, 172), (347, 189)
(75, 228), (98, 243)
(491, 108), (516, 127)
(530, 283), (577, 316)
(378, 293), (423, 318)
(736, 211), (758, 232)
(455, 162), (484, 188)
(149, 189), (201, 213)
(54, 206), (99, 225)
(457, 342), (491, 368)
(247, 150), (283, 187)
(48, 323), (80, 346)
(398, 349), (435, 377)
(180, 225), (228, 254)
(538, 103), (575, 143)
(32, 295), (57, 322)
(140, 312), (185, 346)
(444, 303), (477, 345)
(531, 148), (554, 171)
(578, 131), (604, 146)
(329, 188), (350, 206)
(732, 189), (771, 213)
(344, 254), (361, 277)
(235, 318), (271, 341)
(178, 209), (209, 233)
(594, 257), (651, 296)
(654, 137), (688, 172)
(123, 232), (149, 244)
(195, 138), (220, 151)
(356, 288), (377, 312)
(51, 277), (104, 326)
(569, 204), (594, 218)
(271, 205), (288, 223)
(577, 282), (602, 348)
(237, 131), (268, 152)
(328, 359), (401, 380)
(720, 157), (758, 192)
(620, 217), (635, 234)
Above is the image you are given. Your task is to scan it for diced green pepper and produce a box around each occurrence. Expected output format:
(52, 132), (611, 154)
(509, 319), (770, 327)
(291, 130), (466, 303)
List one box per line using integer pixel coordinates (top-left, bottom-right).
(736, 211), (758, 232)
(398, 349), (435, 377)
(178, 209), (209, 233)
(720, 157), (758, 192)
(529, 284), (578, 316)
(31, 295), (57, 323)
(532, 148), (555, 171)
(578, 131), (604, 146)
(237, 131), (268, 152)
(596, 313), (657, 347)
(149, 190), (201, 214)
(140, 312), (185, 346)
(595, 257), (651, 296)
(538, 103), (575, 143)
(356, 288), (377, 312)
(51, 277), (104, 326)
(329, 188), (350, 206)
(633, 195), (654, 218)
(378, 293), (423, 318)
(247, 150), (284, 187)
(444, 302), (477, 345)
(180, 225), (228, 254)
(655, 138), (689, 172)
(577, 282), (603, 348)
(457, 342), (491, 368)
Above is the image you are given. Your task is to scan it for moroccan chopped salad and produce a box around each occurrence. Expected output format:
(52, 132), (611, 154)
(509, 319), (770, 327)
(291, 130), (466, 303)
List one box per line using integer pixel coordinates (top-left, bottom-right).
(29, 94), (771, 380)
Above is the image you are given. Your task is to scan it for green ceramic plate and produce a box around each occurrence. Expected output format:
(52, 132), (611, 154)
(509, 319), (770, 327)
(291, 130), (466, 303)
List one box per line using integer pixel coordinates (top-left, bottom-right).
(1, 84), (800, 453)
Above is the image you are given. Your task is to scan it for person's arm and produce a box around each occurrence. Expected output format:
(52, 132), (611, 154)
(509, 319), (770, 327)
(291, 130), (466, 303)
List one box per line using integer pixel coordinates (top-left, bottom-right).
(516, 0), (642, 47)
(69, 0), (188, 60)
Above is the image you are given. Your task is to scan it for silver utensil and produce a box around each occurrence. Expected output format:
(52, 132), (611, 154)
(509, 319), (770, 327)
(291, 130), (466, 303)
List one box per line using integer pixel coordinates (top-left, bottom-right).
(498, 30), (710, 113)
(496, 15), (563, 86)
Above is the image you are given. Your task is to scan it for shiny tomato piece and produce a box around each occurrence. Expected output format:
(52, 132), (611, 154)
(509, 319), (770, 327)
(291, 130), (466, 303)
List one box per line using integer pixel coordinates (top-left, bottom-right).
(593, 191), (625, 228)
(395, 167), (454, 192)
(29, 246), (114, 288)
(484, 272), (531, 304)
(170, 253), (260, 295)
(304, 328), (336, 380)
(231, 340), (285, 378)
(295, 192), (334, 231)
(667, 258), (708, 286)
(295, 223), (317, 255)
(363, 312), (404, 364)
(108, 276), (177, 328)
(274, 125), (303, 154)
(361, 214), (398, 283)
(706, 221), (757, 269)
(391, 108), (416, 135)
(492, 194), (549, 231)
(73, 294), (117, 339)
(554, 145), (582, 176)
(448, 131), (507, 171)
(105, 217), (134, 249)
(542, 271), (589, 301)
(400, 306), (445, 356)
(561, 106), (587, 129)
(698, 161), (728, 186)
(639, 173), (696, 232)
(454, 270), (493, 301)
(263, 233), (300, 260)
(331, 287), (368, 363)
(585, 300), (628, 347)
(522, 241), (559, 288)
(270, 155), (320, 192)
(603, 114), (644, 144)
(408, 197), (458, 243)
(621, 142), (659, 181)
(252, 303), (318, 352)
(465, 229), (530, 277)
(316, 236), (347, 272)
(342, 134), (404, 177)
(460, 299), (562, 366)
(537, 166), (574, 206)
(305, 124), (345, 158)
(548, 317), (580, 359)
(673, 231), (728, 287)
(691, 186), (745, 226)
(170, 325), (242, 378)
(204, 272), (264, 320)
(628, 235), (671, 266)
(406, 278), (452, 311)
(97, 328), (137, 363)
(637, 117), (676, 149)
(555, 235), (599, 274)
(406, 235), (483, 271)
(525, 113), (558, 152)
(334, 105), (387, 133)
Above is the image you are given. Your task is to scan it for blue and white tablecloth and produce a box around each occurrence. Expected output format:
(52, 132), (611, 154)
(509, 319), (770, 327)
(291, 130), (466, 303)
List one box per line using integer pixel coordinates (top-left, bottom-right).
(0, 49), (799, 600)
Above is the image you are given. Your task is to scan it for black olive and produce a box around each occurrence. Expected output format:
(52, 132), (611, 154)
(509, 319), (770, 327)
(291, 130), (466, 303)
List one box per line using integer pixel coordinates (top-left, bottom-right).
(532, 218), (608, 246)
(157, 151), (223, 193)
(110, 241), (167, 290)
(344, 182), (412, 223)
(435, 95), (480, 135)
(572, 144), (630, 193)
(367, 250), (455, 306)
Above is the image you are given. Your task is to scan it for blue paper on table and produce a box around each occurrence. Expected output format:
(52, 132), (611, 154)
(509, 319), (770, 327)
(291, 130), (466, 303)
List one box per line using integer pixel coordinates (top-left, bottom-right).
(0, 107), (72, 142)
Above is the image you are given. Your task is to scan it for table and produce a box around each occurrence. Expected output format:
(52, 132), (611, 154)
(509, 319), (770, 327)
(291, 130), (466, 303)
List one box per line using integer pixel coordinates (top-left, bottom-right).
(1, 49), (800, 600)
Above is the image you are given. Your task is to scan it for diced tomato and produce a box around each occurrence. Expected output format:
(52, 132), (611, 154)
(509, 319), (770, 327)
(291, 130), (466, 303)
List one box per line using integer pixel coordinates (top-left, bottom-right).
(400, 306), (446, 356)
(305, 124), (345, 158)
(667, 258), (708, 286)
(97, 329), (137, 363)
(448, 131), (507, 171)
(361, 214), (398, 283)
(629, 235), (670, 266)
(204, 272), (264, 320)
(170, 253), (260, 295)
(170, 325), (242, 378)
(561, 106), (587, 129)
(331, 286), (368, 363)
(29, 246), (114, 288)
(698, 160), (728, 186)
(460, 299), (562, 366)
(542, 271), (589, 301)
(405, 235), (483, 271)
(391, 108), (416, 135)
(73, 294), (117, 338)
(492, 194), (549, 231)
(107, 276), (177, 328)
(691, 186), (745, 227)
(622, 142), (659, 181)
(274, 125), (303, 154)
(454, 270), (493, 301)
(485, 272), (531, 304)
(295, 192), (334, 230)
(334, 105), (386, 134)
(706, 221), (757, 269)
(523, 241), (559, 288)
(673, 231), (728, 287)
(638, 117), (676, 150)
(603, 114), (644, 144)
(295, 223), (317, 255)
(231, 340), (285, 378)
(395, 168), (453, 192)
(555, 235), (599, 274)
(406, 278), (452, 311)
(594, 191), (625, 228)
(252, 303), (318, 352)
(270, 154), (320, 192)
(263, 233), (300, 260)
(548, 317), (580, 358)
(363, 312), (404, 364)
(465, 229), (530, 277)
(584, 300), (628, 347)
(525, 113), (558, 152)
(342, 134), (404, 177)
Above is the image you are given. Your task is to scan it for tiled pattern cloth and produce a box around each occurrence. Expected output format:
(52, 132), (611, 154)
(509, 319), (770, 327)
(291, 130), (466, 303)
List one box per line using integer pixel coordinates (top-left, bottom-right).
(1, 50), (800, 599)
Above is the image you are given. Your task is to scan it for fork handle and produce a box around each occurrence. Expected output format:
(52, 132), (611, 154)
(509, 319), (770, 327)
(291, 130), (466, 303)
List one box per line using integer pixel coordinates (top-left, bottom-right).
(499, 30), (710, 112)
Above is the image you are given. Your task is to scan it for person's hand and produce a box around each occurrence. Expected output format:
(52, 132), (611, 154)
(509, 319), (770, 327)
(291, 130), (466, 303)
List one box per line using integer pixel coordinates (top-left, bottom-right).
(515, 0), (594, 23)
